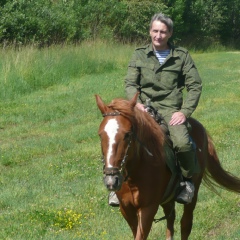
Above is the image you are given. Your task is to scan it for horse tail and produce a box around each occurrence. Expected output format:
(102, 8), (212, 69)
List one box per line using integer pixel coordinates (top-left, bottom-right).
(203, 134), (240, 193)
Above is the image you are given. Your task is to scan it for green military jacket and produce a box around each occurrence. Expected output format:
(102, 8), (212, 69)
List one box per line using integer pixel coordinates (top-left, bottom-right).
(125, 43), (202, 118)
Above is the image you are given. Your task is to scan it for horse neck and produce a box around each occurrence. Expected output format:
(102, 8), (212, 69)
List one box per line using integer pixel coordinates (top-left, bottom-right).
(132, 112), (165, 162)
(135, 112), (165, 151)
(126, 132), (165, 172)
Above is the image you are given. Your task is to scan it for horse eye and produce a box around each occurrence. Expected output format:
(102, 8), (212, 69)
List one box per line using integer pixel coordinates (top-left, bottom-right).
(124, 132), (131, 140)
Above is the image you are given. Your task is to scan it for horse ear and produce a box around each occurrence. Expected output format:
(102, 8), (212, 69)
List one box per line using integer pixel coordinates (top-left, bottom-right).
(129, 92), (139, 108)
(95, 95), (108, 114)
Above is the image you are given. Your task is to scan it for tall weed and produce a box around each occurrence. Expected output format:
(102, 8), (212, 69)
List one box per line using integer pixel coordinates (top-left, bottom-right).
(0, 41), (132, 100)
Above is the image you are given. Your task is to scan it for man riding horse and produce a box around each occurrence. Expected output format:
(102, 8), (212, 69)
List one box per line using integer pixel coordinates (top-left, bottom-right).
(109, 13), (202, 206)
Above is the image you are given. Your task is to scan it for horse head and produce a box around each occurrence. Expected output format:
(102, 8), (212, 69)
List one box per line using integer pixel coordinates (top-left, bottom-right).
(95, 93), (138, 191)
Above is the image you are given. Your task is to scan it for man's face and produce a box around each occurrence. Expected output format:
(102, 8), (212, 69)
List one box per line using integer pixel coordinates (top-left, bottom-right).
(150, 20), (172, 50)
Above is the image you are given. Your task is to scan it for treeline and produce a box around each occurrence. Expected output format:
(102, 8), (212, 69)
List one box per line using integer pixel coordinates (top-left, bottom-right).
(0, 0), (240, 48)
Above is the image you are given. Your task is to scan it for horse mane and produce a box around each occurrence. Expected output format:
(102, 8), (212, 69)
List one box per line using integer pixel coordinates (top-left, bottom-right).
(108, 98), (166, 164)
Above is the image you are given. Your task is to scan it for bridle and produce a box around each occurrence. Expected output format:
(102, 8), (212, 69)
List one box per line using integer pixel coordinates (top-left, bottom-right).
(101, 111), (132, 180)
(101, 110), (153, 180)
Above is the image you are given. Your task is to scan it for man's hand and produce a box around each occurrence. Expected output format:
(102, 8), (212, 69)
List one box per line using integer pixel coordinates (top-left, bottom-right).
(169, 112), (186, 126)
(136, 103), (147, 112)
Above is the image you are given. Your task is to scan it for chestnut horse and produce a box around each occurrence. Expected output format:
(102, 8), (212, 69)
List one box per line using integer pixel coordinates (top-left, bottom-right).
(95, 93), (240, 240)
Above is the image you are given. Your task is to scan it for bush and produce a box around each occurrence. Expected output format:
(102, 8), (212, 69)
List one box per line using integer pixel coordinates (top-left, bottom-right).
(0, 0), (239, 48)
(0, 0), (77, 46)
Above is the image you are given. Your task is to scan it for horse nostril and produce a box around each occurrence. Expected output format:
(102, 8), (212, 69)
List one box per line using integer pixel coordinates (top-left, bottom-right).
(104, 174), (122, 191)
(114, 176), (119, 187)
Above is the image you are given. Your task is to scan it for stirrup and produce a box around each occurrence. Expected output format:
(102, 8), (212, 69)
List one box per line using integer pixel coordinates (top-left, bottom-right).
(176, 181), (195, 204)
(108, 192), (119, 207)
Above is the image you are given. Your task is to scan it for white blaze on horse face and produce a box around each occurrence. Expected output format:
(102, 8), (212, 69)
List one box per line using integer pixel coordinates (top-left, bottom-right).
(104, 119), (119, 167)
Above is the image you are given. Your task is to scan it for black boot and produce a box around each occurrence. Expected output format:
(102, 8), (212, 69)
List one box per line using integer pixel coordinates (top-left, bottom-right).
(176, 179), (195, 204)
(175, 150), (196, 204)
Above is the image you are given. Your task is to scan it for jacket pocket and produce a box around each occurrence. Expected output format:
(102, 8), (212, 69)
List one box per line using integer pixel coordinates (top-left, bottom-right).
(160, 61), (182, 90)
(136, 60), (155, 85)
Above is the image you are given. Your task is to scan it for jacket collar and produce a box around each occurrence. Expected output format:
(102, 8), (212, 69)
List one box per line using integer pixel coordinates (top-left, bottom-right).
(145, 42), (179, 58)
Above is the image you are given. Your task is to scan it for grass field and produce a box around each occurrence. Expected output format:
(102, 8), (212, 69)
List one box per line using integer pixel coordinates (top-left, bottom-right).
(0, 42), (239, 239)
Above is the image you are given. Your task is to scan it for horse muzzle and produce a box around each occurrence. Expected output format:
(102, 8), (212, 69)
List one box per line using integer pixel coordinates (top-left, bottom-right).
(103, 167), (124, 191)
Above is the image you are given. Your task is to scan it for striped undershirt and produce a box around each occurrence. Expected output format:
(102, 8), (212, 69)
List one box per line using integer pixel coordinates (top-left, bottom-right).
(155, 49), (170, 64)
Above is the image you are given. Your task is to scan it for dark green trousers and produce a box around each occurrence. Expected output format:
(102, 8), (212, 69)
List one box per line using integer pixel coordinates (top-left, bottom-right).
(164, 114), (196, 178)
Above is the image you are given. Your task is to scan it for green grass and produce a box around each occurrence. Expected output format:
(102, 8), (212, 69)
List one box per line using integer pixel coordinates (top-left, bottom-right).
(0, 43), (240, 239)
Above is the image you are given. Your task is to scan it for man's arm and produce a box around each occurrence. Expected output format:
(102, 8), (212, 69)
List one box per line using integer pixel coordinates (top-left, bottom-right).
(180, 52), (202, 118)
(124, 52), (142, 101)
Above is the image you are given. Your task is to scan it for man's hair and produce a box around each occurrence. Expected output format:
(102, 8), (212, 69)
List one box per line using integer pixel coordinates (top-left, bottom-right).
(150, 13), (173, 33)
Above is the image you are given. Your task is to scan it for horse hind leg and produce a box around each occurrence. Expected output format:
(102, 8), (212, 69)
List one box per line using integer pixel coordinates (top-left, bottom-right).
(162, 202), (176, 240)
(180, 186), (199, 240)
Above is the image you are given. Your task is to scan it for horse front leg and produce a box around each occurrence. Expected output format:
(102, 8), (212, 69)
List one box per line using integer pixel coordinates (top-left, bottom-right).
(120, 204), (138, 238)
(134, 204), (159, 240)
